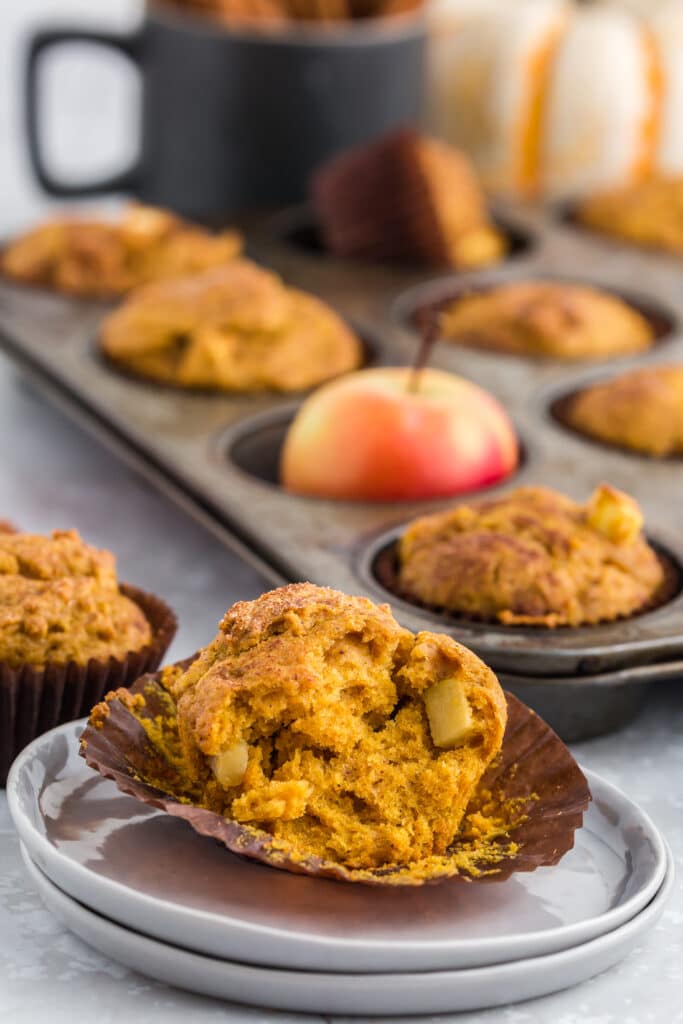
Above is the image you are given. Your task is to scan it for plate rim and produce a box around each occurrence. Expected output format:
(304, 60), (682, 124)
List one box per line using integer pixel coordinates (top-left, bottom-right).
(7, 718), (669, 973)
(19, 843), (675, 1015)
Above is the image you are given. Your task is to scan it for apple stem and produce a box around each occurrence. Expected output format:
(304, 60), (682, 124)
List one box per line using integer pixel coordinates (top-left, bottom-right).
(409, 309), (440, 394)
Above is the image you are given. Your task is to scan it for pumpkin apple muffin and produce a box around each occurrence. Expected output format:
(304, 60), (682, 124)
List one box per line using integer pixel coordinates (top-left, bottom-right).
(0, 529), (152, 668)
(312, 129), (506, 269)
(100, 259), (363, 391)
(163, 583), (507, 871)
(562, 365), (683, 457)
(577, 177), (683, 255)
(1, 204), (243, 297)
(438, 281), (653, 360)
(398, 485), (668, 627)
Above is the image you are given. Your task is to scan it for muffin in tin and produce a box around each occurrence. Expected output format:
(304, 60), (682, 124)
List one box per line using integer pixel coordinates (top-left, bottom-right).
(0, 527), (176, 783)
(576, 177), (683, 256)
(100, 259), (363, 392)
(437, 281), (654, 360)
(561, 365), (683, 457)
(312, 129), (506, 270)
(1, 204), (243, 298)
(397, 485), (670, 628)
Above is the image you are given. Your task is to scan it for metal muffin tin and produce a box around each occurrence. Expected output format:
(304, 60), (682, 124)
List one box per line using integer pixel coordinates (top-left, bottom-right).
(1, 200), (682, 741)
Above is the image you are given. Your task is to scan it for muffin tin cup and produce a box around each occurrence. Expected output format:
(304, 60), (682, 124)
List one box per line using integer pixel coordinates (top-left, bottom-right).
(80, 670), (591, 886)
(359, 527), (683, 678)
(0, 584), (177, 786)
(1, 199), (683, 740)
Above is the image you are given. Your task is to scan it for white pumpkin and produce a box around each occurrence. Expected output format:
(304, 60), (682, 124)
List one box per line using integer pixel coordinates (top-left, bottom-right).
(652, 2), (683, 175)
(428, 0), (570, 195)
(597, 0), (673, 16)
(427, 0), (683, 199)
(542, 7), (660, 197)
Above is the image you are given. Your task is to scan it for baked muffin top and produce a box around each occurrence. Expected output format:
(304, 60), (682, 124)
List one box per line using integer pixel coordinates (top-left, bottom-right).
(577, 177), (683, 255)
(100, 260), (363, 392)
(166, 582), (506, 871)
(563, 365), (683, 457)
(398, 485), (667, 627)
(0, 529), (151, 667)
(438, 281), (654, 360)
(312, 129), (505, 270)
(1, 204), (243, 297)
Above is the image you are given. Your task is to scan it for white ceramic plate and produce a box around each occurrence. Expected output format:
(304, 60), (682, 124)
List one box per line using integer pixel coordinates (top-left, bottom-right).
(21, 844), (674, 1016)
(8, 720), (668, 974)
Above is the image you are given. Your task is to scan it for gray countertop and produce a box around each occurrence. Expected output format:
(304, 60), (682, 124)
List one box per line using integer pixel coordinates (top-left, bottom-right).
(1, 1), (682, 1021)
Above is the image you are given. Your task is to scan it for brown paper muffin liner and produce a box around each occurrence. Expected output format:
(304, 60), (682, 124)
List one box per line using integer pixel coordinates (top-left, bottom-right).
(312, 130), (456, 268)
(79, 670), (590, 887)
(374, 539), (680, 631)
(1, 584), (177, 786)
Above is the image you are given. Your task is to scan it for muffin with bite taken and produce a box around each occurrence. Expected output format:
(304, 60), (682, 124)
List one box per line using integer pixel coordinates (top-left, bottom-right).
(397, 485), (669, 627)
(100, 260), (363, 392)
(150, 583), (507, 874)
(1, 204), (243, 298)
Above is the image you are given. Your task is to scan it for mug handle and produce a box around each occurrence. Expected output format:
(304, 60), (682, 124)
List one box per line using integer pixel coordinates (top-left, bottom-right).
(25, 27), (143, 197)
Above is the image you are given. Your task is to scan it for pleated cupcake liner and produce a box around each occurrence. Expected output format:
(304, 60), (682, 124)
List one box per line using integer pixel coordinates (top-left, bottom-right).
(312, 129), (455, 268)
(80, 669), (590, 887)
(0, 584), (177, 786)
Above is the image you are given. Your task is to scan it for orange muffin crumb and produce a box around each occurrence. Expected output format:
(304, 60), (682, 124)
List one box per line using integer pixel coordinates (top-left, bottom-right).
(164, 583), (507, 871)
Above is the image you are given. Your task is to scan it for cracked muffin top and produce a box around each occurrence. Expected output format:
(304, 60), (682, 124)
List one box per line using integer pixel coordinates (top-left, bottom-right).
(100, 260), (363, 392)
(398, 485), (667, 627)
(577, 177), (683, 255)
(0, 529), (151, 667)
(165, 582), (507, 872)
(438, 281), (654, 360)
(563, 365), (683, 457)
(1, 204), (243, 297)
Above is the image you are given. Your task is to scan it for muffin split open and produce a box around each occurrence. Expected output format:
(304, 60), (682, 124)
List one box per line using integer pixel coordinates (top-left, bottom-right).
(163, 584), (507, 872)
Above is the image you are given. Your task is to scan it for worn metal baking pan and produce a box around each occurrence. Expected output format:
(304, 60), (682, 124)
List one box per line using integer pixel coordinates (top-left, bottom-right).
(0, 199), (682, 738)
(497, 659), (683, 743)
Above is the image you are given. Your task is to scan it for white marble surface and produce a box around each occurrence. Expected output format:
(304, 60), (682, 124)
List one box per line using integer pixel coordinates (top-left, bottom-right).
(1, 2), (683, 1021)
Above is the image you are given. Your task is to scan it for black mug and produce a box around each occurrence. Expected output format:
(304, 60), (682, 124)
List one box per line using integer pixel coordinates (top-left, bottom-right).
(25, 2), (426, 223)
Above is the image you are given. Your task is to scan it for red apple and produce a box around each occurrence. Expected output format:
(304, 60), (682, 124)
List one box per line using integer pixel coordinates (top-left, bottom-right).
(280, 367), (519, 501)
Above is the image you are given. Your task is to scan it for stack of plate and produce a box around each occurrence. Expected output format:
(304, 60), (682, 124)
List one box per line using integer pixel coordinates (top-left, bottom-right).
(8, 721), (674, 1016)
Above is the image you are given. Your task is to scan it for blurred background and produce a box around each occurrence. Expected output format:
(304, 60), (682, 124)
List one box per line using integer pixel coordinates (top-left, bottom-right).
(1, 1), (140, 231)
(5, 0), (681, 225)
